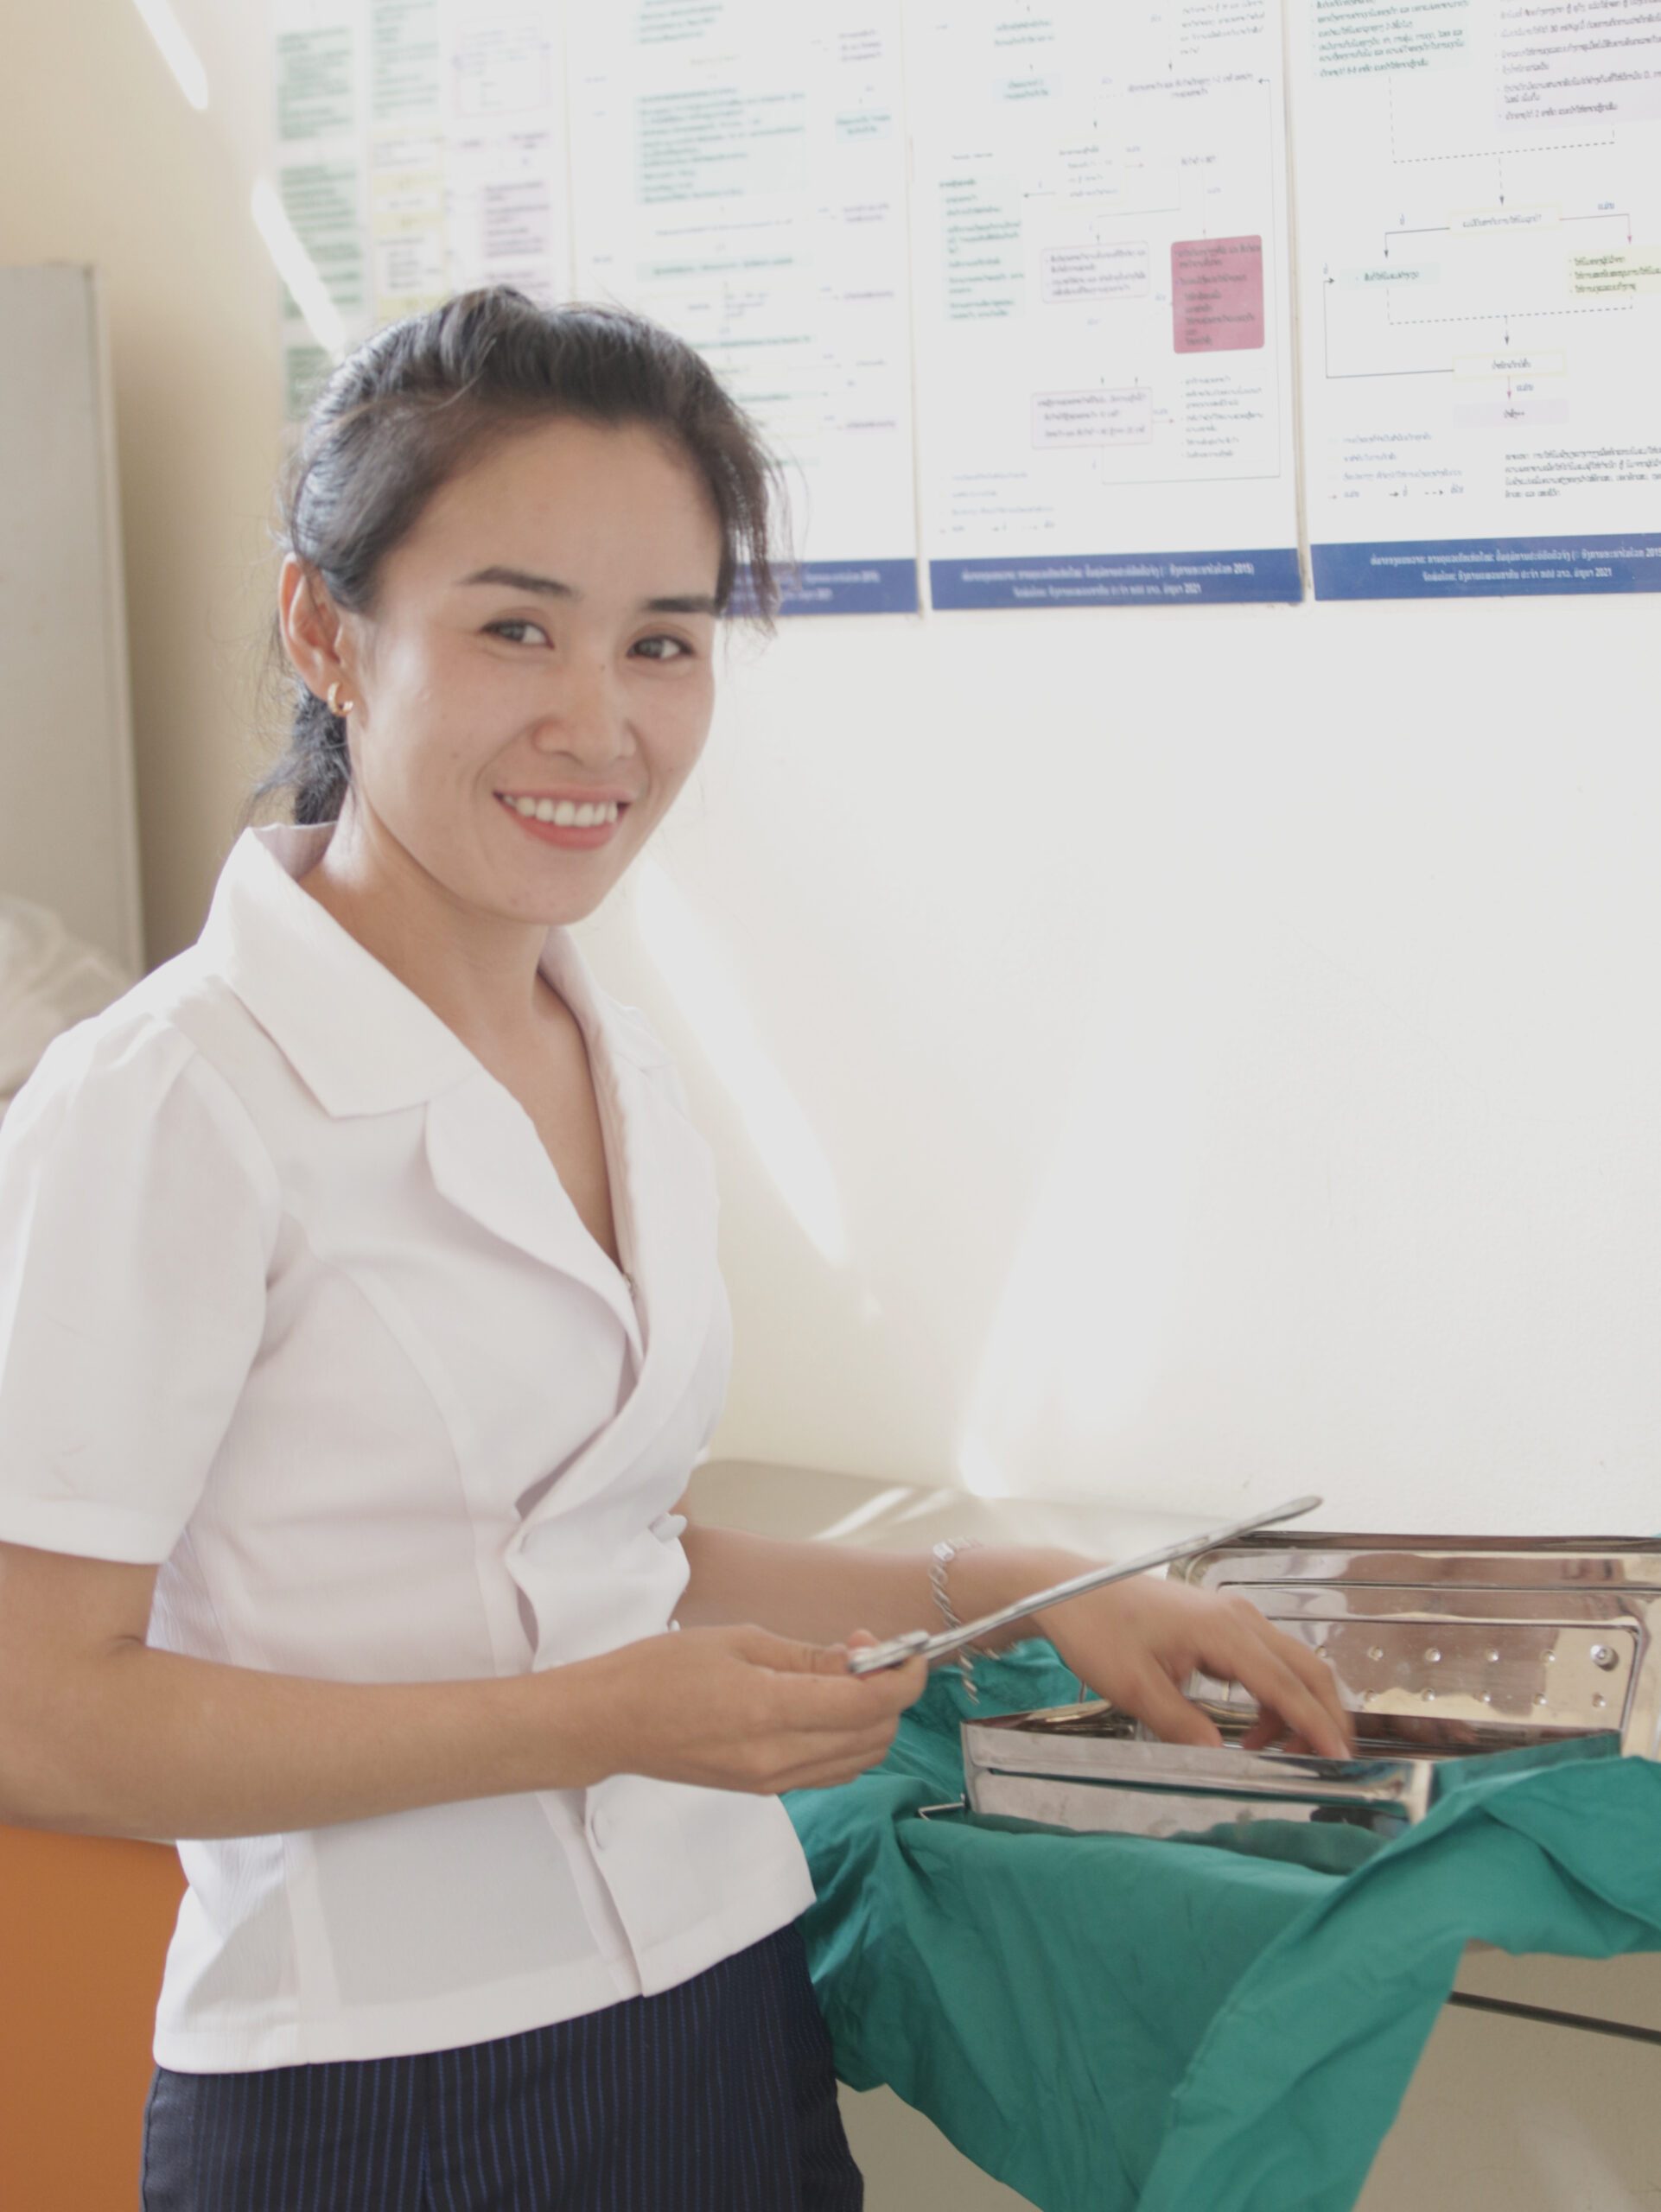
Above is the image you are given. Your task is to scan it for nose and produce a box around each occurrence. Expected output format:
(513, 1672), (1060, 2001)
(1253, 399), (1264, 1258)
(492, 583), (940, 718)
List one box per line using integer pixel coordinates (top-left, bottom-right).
(531, 652), (633, 764)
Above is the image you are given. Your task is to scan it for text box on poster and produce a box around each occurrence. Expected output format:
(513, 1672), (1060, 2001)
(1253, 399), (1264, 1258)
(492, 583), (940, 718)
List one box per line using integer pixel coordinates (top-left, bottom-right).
(1032, 388), (1153, 447)
(1171, 235), (1265, 353)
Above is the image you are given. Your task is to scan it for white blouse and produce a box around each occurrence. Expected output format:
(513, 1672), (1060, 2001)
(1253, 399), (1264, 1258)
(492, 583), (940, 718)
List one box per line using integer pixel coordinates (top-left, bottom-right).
(0, 823), (814, 2072)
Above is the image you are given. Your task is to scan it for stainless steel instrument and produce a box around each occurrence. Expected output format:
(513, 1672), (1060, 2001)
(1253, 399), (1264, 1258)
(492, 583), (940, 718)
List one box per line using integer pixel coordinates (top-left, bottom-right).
(961, 1530), (1661, 1840)
(843, 1493), (1322, 1677)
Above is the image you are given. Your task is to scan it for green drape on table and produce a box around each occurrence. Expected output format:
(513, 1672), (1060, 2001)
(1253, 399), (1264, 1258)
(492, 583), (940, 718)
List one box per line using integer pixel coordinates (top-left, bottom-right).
(785, 1643), (1661, 2212)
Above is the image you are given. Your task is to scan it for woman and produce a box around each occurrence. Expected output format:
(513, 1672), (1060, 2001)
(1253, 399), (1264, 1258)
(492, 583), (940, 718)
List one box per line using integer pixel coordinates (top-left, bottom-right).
(0, 287), (1348, 2209)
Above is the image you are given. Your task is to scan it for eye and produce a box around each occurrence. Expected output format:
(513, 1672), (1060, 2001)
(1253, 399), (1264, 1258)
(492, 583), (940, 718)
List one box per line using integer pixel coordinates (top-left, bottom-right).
(633, 633), (694, 661)
(484, 619), (551, 646)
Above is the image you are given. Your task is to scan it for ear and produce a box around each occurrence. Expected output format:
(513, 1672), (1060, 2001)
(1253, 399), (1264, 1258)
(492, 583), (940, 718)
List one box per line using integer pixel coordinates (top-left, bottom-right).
(278, 555), (353, 703)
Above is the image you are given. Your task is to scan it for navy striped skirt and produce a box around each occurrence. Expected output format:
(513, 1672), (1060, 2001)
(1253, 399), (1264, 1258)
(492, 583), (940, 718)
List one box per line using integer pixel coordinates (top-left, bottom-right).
(139, 1921), (861, 2210)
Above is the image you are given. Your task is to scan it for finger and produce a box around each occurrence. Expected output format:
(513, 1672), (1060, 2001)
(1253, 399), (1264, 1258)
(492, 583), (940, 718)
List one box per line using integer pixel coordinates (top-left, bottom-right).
(735, 1624), (866, 1677)
(767, 1658), (926, 1733)
(1118, 1663), (1226, 1749)
(1239, 1715), (1323, 1756)
(831, 1625), (927, 1701)
(768, 1727), (900, 1793)
(1263, 1626), (1352, 1745)
(829, 1645), (930, 1707)
(777, 1760), (880, 1794)
(882, 1654), (930, 1707)
(1223, 1639), (1351, 1759)
(849, 1654), (930, 1714)
(1264, 1638), (1353, 1752)
(735, 1624), (919, 1701)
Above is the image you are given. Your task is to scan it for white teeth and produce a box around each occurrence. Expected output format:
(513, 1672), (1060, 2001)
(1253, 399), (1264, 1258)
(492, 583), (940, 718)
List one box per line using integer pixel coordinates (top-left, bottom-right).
(504, 796), (622, 827)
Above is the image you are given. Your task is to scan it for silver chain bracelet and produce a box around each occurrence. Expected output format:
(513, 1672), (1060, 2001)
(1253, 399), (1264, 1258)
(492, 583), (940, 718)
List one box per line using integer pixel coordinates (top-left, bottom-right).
(929, 1536), (985, 1702)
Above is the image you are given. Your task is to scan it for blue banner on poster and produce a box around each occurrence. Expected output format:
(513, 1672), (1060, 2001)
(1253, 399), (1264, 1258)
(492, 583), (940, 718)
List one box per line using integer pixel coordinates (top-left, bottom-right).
(731, 560), (920, 617)
(929, 548), (1303, 609)
(781, 560), (920, 615)
(1313, 534), (1661, 601)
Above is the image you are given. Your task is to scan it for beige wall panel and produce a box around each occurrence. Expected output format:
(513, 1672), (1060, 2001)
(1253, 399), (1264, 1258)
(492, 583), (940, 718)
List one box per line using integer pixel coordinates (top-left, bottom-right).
(0, 0), (285, 965)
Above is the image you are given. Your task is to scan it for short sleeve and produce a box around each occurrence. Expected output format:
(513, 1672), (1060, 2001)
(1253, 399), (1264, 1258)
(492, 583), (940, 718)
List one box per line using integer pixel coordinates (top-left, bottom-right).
(0, 1013), (277, 1564)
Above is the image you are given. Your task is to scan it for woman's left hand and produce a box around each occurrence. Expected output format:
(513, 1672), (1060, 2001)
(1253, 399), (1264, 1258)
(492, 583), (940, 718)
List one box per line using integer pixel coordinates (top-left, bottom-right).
(1034, 1573), (1353, 1758)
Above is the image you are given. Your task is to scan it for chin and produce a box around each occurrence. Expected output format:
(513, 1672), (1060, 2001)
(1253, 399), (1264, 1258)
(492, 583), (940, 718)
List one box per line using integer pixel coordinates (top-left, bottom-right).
(506, 870), (618, 931)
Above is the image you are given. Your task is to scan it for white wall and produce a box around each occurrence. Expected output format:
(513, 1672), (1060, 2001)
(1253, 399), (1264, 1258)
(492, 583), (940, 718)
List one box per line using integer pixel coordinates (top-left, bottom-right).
(581, 589), (1661, 1535)
(9, 1), (1657, 1544)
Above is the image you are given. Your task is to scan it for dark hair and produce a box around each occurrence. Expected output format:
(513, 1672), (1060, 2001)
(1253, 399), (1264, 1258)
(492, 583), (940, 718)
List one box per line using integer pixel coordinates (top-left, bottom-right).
(254, 287), (788, 824)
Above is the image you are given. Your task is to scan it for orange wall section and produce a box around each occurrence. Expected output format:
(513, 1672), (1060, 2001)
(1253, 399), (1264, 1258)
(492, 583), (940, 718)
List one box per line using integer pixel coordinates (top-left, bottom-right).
(0, 1827), (185, 2211)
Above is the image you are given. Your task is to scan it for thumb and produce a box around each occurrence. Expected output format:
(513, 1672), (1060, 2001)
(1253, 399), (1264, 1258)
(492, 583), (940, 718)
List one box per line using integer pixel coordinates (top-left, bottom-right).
(735, 1624), (859, 1676)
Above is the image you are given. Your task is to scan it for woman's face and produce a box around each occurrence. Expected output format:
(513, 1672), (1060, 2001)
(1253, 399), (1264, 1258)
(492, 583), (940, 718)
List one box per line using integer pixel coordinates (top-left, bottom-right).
(290, 414), (724, 928)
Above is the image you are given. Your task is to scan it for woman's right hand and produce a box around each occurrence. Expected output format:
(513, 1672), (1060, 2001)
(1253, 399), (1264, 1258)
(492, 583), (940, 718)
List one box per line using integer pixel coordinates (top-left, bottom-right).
(557, 1624), (928, 1796)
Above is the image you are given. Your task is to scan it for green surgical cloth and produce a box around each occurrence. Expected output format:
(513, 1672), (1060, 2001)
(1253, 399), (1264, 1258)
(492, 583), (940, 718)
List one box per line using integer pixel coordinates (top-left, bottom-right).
(784, 1643), (1661, 2212)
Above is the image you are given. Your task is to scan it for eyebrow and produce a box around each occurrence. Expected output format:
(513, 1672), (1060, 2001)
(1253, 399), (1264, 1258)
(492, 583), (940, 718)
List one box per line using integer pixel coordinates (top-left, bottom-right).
(457, 565), (720, 617)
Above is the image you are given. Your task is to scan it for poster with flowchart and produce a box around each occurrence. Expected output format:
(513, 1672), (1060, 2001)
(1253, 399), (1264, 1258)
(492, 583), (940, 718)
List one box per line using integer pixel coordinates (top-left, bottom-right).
(905, 0), (1302, 608)
(568, 1), (919, 615)
(273, 0), (369, 419)
(267, 0), (1661, 609)
(1294, 0), (1661, 598)
(274, 0), (573, 428)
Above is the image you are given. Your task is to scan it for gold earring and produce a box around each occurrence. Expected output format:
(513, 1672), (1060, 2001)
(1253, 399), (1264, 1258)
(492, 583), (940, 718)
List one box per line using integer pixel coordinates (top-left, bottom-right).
(326, 679), (356, 717)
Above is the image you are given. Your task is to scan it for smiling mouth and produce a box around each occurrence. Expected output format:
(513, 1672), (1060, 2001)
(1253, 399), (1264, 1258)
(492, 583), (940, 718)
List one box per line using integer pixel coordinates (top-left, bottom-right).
(496, 793), (626, 829)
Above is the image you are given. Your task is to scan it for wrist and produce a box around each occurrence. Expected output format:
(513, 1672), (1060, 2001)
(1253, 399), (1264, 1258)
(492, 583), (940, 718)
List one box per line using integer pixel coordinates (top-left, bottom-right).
(503, 1654), (614, 1793)
(948, 1546), (1096, 1656)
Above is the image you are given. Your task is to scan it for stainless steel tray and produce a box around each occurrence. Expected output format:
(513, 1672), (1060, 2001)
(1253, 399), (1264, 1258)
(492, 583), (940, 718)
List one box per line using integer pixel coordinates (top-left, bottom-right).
(962, 1532), (1661, 1840)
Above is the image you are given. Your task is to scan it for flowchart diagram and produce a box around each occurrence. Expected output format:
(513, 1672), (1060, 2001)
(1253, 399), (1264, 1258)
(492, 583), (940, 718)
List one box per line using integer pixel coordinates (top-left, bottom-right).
(269, 0), (1661, 607)
(1295, 0), (1661, 596)
(570, 1), (919, 613)
(274, 0), (576, 422)
(908, 0), (1303, 606)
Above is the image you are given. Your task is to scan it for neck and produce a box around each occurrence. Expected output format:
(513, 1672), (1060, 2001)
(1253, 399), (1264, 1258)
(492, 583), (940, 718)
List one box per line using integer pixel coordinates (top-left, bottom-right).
(296, 804), (556, 1058)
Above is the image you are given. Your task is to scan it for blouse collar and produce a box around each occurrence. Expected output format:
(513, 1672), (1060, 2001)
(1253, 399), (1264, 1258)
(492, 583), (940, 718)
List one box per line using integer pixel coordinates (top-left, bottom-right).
(199, 823), (671, 1121)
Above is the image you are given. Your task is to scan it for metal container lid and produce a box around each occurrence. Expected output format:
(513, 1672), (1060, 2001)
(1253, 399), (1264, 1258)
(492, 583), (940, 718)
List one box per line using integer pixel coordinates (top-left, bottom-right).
(1167, 1532), (1661, 1758)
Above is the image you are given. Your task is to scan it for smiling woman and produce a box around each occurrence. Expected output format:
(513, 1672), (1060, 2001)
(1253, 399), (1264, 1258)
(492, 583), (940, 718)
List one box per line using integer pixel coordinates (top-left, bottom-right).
(254, 289), (780, 837)
(277, 416), (722, 954)
(0, 289), (908, 2212)
(0, 283), (1348, 2212)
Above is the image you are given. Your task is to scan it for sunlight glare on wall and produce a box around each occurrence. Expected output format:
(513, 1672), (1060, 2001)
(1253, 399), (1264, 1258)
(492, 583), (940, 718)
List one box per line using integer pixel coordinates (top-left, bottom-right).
(811, 1485), (916, 1543)
(130, 0), (208, 111)
(634, 859), (850, 1269)
(956, 1031), (1198, 1500)
(250, 178), (347, 359)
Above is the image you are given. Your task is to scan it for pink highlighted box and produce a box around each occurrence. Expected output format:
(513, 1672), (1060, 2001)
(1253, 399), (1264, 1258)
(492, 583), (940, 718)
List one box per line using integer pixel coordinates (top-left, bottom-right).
(1171, 235), (1264, 353)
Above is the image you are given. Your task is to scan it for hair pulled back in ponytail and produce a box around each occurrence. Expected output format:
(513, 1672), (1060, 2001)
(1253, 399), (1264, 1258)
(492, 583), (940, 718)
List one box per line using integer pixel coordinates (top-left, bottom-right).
(256, 287), (786, 825)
